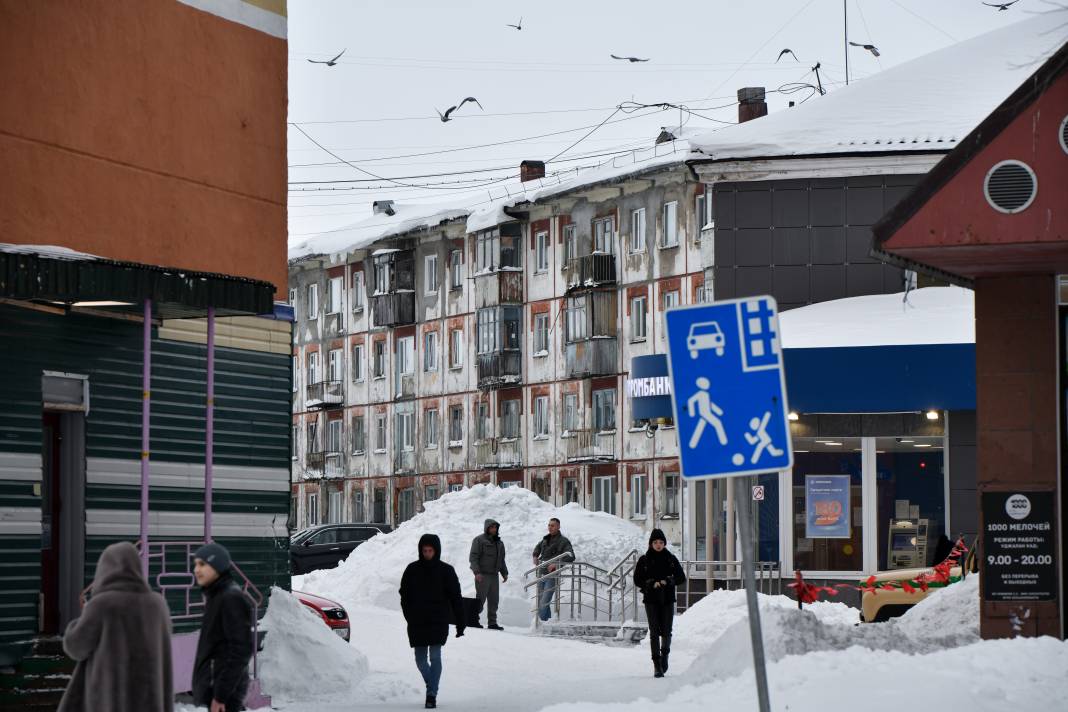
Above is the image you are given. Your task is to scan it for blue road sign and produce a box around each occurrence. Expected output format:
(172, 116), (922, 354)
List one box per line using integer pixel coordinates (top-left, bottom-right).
(664, 296), (793, 480)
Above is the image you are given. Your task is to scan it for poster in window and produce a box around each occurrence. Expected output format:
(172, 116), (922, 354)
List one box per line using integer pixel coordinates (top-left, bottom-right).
(805, 475), (851, 538)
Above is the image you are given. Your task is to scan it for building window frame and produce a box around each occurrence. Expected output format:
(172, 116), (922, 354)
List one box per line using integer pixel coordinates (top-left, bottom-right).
(630, 208), (646, 253)
(425, 254), (439, 295)
(533, 395), (549, 438)
(661, 201), (679, 248)
(425, 409), (439, 448)
(307, 283), (319, 321)
(630, 295), (647, 342)
(351, 270), (365, 312)
(424, 331), (439, 372)
(535, 230), (549, 273)
(631, 473), (648, 518)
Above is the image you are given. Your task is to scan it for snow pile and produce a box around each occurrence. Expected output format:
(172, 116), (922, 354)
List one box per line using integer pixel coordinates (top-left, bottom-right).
(895, 572), (979, 641)
(294, 484), (648, 626)
(258, 587), (369, 701)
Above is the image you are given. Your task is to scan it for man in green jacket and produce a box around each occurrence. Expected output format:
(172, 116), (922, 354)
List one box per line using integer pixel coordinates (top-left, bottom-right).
(532, 518), (575, 621)
(469, 518), (508, 630)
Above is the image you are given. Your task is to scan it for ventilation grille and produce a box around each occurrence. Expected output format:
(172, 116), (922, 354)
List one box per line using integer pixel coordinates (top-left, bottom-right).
(984, 161), (1036, 214)
(1060, 115), (1068, 155)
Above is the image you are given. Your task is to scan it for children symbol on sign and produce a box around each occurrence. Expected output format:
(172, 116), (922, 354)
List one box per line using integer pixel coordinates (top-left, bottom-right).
(686, 377), (728, 449)
(743, 411), (783, 464)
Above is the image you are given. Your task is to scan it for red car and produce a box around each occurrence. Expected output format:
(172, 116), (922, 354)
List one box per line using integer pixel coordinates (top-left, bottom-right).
(293, 589), (350, 642)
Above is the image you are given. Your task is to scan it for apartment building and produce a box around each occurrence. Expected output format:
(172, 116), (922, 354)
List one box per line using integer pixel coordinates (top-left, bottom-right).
(289, 143), (704, 546)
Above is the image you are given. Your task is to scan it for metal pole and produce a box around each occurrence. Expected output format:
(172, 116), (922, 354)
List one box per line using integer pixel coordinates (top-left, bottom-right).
(140, 299), (152, 579)
(735, 477), (771, 712)
(204, 306), (215, 542)
(844, 0), (849, 86)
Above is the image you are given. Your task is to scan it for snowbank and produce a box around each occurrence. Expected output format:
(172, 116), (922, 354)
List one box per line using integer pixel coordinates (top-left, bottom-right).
(258, 588), (369, 701)
(294, 484), (648, 626)
(895, 572), (979, 641)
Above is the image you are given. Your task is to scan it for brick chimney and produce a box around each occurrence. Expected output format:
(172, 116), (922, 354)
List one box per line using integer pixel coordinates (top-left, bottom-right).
(520, 160), (546, 182)
(737, 87), (768, 123)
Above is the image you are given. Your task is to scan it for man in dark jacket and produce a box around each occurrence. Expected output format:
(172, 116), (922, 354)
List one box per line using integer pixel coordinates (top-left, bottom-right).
(191, 543), (254, 712)
(531, 518), (575, 621)
(633, 529), (685, 678)
(400, 533), (466, 710)
(469, 518), (508, 630)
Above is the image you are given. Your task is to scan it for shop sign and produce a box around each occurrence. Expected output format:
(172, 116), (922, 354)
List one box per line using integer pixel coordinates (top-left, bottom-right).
(981, 491), (1057, 602)
(805, 475), (851, 538)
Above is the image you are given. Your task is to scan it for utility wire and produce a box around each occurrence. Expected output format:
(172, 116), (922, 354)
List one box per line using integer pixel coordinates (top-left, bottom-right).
(886, 0), (958, 42)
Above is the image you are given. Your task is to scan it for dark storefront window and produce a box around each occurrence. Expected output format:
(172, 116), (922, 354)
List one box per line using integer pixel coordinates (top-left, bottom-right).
(792, 438), (864, 572)
(875, 436), (945, 569)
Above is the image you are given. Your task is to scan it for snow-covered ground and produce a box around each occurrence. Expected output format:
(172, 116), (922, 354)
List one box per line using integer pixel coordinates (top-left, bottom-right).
(181, 486), (1067, 711)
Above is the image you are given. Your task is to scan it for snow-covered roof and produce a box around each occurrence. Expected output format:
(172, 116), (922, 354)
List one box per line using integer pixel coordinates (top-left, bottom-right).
(0, 243), (99, 261)
(288, 200), (471, 262)
(690, 12), (1067, 162)
(779, 287), (974, 349)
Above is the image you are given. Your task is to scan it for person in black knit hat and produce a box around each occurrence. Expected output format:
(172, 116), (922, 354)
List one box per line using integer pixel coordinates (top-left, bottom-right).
(633, 529), (685, 677)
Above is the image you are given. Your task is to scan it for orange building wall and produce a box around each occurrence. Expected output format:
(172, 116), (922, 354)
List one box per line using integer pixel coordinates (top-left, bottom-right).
(0, 0), (288, 293)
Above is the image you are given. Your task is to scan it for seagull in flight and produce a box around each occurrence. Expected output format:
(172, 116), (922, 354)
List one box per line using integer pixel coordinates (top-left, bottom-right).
(849, 41), (881, 57)
(776, 48), (799, 63)
(307, 49), (345, 67)
(506, 17), (522, 30)
(437, 97), (484, 123)
(982, 0), (1019, 9)
(611, 54), (650, 63)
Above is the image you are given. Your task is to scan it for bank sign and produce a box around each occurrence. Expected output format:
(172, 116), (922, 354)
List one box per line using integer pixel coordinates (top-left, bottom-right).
(627, 355), (674, 421)
(981, 491), (1057, 601)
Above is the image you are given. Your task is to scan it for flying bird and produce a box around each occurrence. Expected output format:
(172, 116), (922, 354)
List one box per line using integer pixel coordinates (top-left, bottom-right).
(436, 97), (484, 123)
(307, 49), (345, 67)
(506, 17), (523, 30)
(610, 54), (650, 63)
(849, 41), (881, 57)
(982, 0), (1019, 9)
(776, 48), (799, 63)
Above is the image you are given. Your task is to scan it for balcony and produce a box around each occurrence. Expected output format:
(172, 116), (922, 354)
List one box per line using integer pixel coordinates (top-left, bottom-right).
(564, 253), (616, 291)
(473, 269), (523, 307)
(564, 337), (617, 378)
(306, 380), (344, 409)
(306, 449), (343, 476)
(565, 429), (615, 462)
(370, 291), (415, 327)
(475, 438), (522, 469)
(393, 449), (416, 475)
(477, 351), (522, 390)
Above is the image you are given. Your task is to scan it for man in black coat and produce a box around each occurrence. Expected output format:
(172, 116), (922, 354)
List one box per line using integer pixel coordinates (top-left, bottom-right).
(399, 533), (466, 709)
(191, 543), (254, 712)
(633, 529), (685, 678)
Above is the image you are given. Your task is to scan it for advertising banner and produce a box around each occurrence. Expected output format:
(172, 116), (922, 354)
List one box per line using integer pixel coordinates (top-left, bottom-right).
(805, 475), (851, 539)
(981, 491), (1057, 601)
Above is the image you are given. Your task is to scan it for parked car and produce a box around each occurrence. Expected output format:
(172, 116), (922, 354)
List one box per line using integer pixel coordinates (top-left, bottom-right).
(290, 523), (391, 575)
(293, 589), (350, 641)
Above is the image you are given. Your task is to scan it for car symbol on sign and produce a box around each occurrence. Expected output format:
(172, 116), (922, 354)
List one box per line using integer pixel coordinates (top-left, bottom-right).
(687, 321), (725, 358)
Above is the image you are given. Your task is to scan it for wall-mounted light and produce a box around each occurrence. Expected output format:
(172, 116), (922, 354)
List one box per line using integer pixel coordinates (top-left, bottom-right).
(925, 410), (939, 421)
(788, 411), (799, 421)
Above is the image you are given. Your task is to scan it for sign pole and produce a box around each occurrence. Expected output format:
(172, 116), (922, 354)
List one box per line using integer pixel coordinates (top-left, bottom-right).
(735, 476), (771, 712)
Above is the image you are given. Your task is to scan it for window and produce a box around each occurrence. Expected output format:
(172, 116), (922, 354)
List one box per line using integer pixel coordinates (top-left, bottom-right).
(476, 402), (490, 441)
(424, 331), (439, 372)
(288, 288), (297, 307)
(449, 329), (463, 368)
(307, 283), (319, 320)
(327, 277), (343, 314)
(533, 396), (549, 437)
(398, 488), (415, 522)
(631, 473), (648, 518)
(292, 356), (299, 392)
(373, 257), (390, 293)
(661, 201), (679, 247)
(449, 405), (464, 443)
(663, 289), (680, 311)
(695, 194), (706, 238)
(372, 340), (385, 379)
(630, 295), (647, 341)
(535, 231), (549, 272)
(425, 485), (439, 503)
(397, 411), (414, 451)
(593, 389), (616, 432)
(593, 476), (617, 515)
(374, 414), (387, 452)
(352, 344), (364, 382)
(563, 478), (579, 505)
(353, 489), (365, 522)
(562, 394), (578, 433)
(425, 409), (439, 448)
(476, 228), (499, 272)
(307, 352), (319, 386)
(533, 313), (549, 354)
(307, 422), (319, 453)
(329, 490), (343, 524)
(425, 254), (439, 295)
(372, 487), (386, 523)
(501, 399), (520, 439)
(875, 437), (946, 570)
(563, 223), (577, 263)
(593, 216), (615, 254)
(449, 483), (463, 493)
(291, 425), (298, 460)
(327, 419), (342, 452)
(306, 493), (319, 527)
(477, 308), (497, 354)
(352, 415), (365, 454)
(328, 349), (343, 382)
(449, 249), (463, 290)
(630, 208), (646, 253)
(351, 270), (365, 311)
(566, 295), (587, 342)
(397, 336), (415, 376)
(663, 472), (680, 517)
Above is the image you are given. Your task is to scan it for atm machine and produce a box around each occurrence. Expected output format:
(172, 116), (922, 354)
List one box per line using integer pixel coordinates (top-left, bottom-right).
(887, 518), (929, 569)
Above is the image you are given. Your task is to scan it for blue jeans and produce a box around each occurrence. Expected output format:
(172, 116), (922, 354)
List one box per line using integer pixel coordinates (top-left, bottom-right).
(413, 645), (442, 696)
(538, 578), (557, 621)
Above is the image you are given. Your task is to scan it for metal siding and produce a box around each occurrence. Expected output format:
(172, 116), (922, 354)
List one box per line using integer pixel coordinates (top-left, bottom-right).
(84, 484), (288, 513)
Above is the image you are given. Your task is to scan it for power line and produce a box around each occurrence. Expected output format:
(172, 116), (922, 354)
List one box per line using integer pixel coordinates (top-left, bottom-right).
(886, 0), (958, 42)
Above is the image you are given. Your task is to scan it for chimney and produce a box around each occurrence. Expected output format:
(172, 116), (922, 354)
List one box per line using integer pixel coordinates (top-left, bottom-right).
(520, 160), (546, 182)
(737, 87), (768, 123)
(372, 200), (396, 216)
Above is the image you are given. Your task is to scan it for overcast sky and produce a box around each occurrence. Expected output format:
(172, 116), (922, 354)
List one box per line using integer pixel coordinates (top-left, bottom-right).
(286, 0), (1034, 244)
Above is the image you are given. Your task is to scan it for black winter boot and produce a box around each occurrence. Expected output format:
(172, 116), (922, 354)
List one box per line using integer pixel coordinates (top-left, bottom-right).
(661, 648), (670, 673)
(653, 656), (664, 678)
(425, 693), (437, 708)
